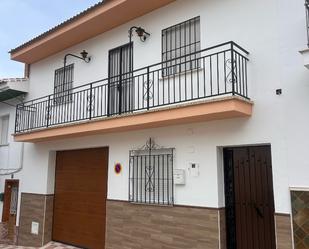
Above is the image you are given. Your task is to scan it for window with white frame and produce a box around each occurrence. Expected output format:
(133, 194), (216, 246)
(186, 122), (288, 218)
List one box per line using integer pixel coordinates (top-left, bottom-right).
(0, 115), (9, 145)
(162, 16), (201, 76)
(54, 64), (74, 104)
(129, 139), (174, 206)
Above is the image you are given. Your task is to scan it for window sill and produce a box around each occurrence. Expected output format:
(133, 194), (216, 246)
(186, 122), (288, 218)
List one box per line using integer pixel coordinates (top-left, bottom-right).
(159, 67), (204, 82)
(51, 99), (74, 107)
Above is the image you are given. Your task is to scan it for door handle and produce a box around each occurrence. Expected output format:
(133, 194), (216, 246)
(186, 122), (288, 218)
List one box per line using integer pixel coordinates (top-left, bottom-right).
(254, 203), (264, 218)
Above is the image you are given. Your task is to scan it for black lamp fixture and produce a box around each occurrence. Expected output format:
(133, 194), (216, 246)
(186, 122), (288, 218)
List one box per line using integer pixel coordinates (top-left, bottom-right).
(80, 50), (90, 61)
(62, 50), (91, 85)
(63, 50), (91, 69)
(127, 26), (150, 83)
(129, 26), (150, 42)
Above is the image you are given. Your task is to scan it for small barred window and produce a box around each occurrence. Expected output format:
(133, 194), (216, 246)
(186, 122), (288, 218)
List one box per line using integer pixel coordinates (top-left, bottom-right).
(54, 64), (74, 104)
(162, 16), (201, 76)
(129, 139), (174, 206)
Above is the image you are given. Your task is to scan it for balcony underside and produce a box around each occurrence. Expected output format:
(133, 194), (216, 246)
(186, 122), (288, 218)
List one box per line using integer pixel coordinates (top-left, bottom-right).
(0, 89), (25, 102)
(0, 79), (29, 101)
(14, 97), (253, 143)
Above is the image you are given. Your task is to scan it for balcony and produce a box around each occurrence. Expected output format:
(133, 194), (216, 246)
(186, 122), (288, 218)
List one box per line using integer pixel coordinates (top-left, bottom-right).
(14, 41), (253, 142)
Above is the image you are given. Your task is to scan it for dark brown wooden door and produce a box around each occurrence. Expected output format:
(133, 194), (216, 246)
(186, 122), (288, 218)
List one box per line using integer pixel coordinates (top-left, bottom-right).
(224, 146), (276, 249)
(53, 148), (108, 249)
(2, 180), (19, 222)
(2, 179), (19, 241)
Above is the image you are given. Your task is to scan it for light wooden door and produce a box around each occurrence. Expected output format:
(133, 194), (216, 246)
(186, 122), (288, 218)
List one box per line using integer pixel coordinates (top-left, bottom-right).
(53, 148), (109, 249)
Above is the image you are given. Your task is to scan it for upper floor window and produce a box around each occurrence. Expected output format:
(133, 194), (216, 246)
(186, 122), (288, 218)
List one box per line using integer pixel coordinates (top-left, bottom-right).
(162, 16), (201, 76)
(0, 115), (9, 145)
(54, 64), (74, 104)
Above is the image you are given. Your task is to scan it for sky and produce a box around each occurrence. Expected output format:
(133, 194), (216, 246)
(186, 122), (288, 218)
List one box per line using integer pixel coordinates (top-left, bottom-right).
(0, 0), (101, 78)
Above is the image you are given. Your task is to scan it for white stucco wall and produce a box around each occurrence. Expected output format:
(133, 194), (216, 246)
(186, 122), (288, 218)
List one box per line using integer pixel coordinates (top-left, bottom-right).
(277, 0), (309, 190)
(19, 119), (280, 208)
(1, 0), (309, 220)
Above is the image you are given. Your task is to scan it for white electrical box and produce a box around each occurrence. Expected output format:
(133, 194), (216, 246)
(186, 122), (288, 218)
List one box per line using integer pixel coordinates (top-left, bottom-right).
(31, 221), (39, 235)
(189, 163), (200, 177)
(174, 169), (186, 185)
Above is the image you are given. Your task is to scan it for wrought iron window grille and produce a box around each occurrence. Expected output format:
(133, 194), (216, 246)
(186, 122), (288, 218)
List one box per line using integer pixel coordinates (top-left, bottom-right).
(162, 16), (201, 76)
(129, 138), (174, 206)
(54, 64), (74, 105)
(9, 186), (18, 215)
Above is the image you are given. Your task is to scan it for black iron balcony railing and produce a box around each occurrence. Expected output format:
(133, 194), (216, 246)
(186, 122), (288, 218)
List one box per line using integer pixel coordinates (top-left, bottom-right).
(305, 0), (309, 47)
(14, 41), (249, 133)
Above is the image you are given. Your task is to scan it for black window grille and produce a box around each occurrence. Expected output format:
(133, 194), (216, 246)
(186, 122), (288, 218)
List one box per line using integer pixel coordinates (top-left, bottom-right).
(129, 139), (174, 205)
(54, 64), (74, 104)
(162, 16), (201, 76)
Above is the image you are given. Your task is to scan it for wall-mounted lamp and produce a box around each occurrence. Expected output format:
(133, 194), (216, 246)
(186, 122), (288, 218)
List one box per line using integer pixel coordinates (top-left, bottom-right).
(63, 50), (91, 68)
(129, 26), (150, 42)
(62, 50), (91, 85)
(80, 50), (90, 61)
(126, 27), (150, 91)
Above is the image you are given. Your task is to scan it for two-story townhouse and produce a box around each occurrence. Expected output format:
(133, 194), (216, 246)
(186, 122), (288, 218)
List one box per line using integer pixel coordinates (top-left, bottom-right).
(0, 0), (308, 248)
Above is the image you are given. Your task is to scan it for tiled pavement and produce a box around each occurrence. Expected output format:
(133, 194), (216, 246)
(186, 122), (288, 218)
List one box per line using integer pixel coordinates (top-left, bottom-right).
(0, 241), (81, 249)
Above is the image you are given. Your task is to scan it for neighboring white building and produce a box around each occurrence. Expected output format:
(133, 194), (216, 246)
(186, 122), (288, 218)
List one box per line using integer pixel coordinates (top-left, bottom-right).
(0, 0), (308, 248)
(0, 77), (27, 244)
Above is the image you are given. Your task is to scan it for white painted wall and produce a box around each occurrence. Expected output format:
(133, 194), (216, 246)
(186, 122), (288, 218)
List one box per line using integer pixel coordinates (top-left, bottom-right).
(1, 0), (309, 220)
(19, 119), (274, 207)
(276, 0), (309, 191)
(17, 113), (295, 213)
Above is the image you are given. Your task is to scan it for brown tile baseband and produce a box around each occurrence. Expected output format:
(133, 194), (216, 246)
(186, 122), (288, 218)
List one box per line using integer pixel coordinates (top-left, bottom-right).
(107, 199), (221, 210)
(42, 196), (47, 247)
(17, 194), (25, 246)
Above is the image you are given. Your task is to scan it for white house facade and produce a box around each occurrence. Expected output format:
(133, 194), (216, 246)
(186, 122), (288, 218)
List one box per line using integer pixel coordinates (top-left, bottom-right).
(0, 0), (308, 248)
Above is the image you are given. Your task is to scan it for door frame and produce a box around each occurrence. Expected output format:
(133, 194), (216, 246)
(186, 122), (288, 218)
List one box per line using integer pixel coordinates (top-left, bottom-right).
(108, 42), (133, 116)
(223, 145), (276, 249)
(2, 179), (19, 223)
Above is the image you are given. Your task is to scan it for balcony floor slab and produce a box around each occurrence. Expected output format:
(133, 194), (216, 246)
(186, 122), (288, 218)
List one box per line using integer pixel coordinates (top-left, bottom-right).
(14, 96), (253, 143)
